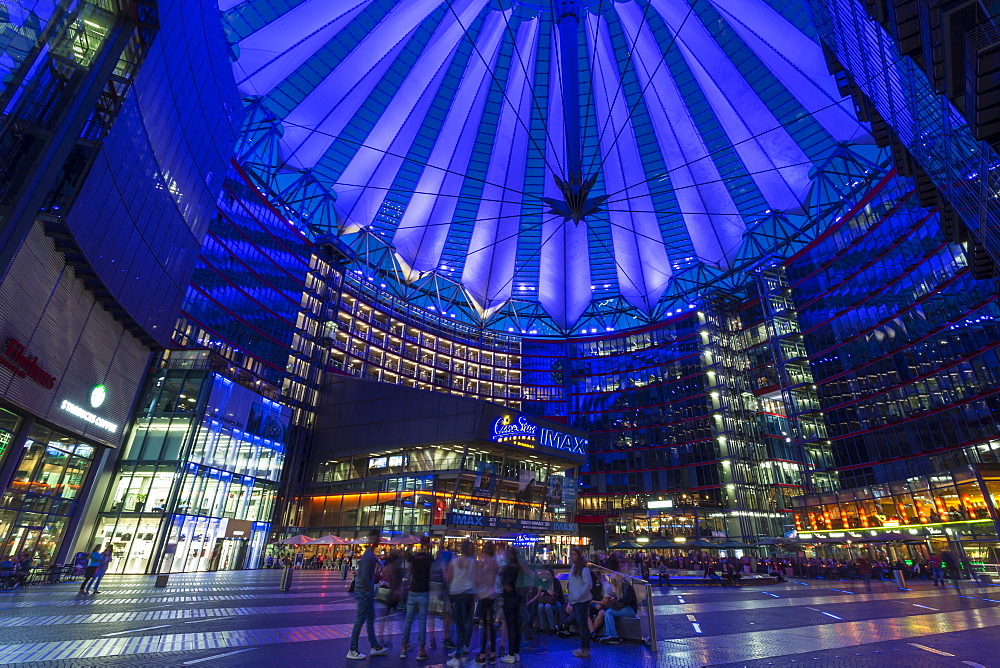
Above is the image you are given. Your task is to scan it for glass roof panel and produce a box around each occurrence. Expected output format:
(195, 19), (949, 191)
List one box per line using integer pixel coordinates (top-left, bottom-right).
(223, 0), (883, 335)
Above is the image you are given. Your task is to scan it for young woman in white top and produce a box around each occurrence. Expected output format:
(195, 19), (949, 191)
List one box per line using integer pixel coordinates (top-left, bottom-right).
(565, 547), (594, 658)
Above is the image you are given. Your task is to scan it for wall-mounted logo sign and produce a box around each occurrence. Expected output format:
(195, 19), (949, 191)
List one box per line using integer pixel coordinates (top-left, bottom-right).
(492, 415), (538, 442)
(90, 384), (107, 408)
(1, 338), (56, 389)
(538, 429), (587, 455)
(60, 396), (118, 433)
(490, 414), (588, 455)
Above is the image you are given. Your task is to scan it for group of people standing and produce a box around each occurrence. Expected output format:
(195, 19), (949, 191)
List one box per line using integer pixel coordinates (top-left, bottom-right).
(347, 530), (628, 664)
(77, 544), (112, 595)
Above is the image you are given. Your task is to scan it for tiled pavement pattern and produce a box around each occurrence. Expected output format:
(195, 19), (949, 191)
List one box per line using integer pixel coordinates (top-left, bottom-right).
(0, 571), (997, 666)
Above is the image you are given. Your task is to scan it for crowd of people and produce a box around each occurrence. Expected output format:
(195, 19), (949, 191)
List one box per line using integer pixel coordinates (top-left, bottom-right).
(588, 550), (971, 588)
(345, 530), (641, 664)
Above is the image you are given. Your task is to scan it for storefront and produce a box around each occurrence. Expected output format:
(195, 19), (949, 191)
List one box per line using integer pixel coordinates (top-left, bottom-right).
(294, 376), (587, 558)
(90, 368), (289, 573)
(0, 223), (152, 566)
(791, 464), (1000, 575)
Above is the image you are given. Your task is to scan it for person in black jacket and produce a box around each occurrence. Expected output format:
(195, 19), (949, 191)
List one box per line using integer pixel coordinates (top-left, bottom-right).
(400, 536), (433, 661)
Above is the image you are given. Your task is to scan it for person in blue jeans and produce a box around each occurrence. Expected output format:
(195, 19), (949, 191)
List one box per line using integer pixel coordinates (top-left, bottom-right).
(347, 529), (389, 661)
(400, 536), (433, 661)
(600, 575), (638, 644)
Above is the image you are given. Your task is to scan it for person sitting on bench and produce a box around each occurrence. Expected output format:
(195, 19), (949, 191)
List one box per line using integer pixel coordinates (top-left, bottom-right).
(0, 556), (15, 589)
(704, 562), (727, 585)
(599, 577), (638, 644)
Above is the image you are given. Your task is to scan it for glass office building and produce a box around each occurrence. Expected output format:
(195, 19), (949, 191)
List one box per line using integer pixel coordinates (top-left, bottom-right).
(95, 369), (289, 574)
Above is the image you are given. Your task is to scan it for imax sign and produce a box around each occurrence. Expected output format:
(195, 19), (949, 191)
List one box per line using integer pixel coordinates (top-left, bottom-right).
(538, 428), (587, 455)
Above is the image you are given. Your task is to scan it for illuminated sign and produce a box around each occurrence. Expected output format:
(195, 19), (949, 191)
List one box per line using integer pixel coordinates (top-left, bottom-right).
(90, 384), (107, 408)
(1, 337), (56, 389)
(538, 428), (587, 455)
(369, 455), (407, 469)
(60, 399), (118, 433)
(491, 414), (587, 455)
(648, 500), (674, 509)
(492, 415), (538, 442)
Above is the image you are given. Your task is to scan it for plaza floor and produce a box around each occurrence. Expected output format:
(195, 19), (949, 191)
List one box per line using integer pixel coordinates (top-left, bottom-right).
(0, 570), (996, 667)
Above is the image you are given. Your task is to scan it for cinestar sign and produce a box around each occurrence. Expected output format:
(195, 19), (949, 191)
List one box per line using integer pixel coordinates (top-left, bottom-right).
(491, 415), (538, 441)
(490, 414), (587, 455)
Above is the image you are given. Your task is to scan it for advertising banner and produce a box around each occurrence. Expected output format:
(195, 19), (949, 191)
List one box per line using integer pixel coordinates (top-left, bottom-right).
(546, 475), (565, 511)
(473, 462), (496, 498)
(517, 469), (537, 504)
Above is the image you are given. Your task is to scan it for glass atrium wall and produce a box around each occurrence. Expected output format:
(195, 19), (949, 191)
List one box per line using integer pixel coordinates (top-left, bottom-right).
(94, 370), (287, 573)
(787, 175), (1000, 489)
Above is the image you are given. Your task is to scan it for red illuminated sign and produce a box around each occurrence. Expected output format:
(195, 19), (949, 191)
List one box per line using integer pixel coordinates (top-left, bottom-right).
(1, 338), (56, 389)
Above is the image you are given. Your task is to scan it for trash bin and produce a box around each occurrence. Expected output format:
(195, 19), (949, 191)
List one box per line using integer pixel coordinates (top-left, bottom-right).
(893, 568), (906, 590)
(154, 574), (170, 588)
(280, 565), (294, 591)
(341, 561), (350, 580)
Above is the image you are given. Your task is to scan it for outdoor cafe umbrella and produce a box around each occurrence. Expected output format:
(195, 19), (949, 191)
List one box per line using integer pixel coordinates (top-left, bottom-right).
(278, 535), (314, 546)
(345, 536), (392, 544)
(644, 539), (676, 549)
(716, 540), (754, 549)
(609, 541), (643, 550)
(310, 535), (348, 545)
(674, 538), (720, 549)
(386, 535), (422, 545)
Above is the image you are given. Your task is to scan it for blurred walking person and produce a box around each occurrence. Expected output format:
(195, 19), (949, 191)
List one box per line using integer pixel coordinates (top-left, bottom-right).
(88, 547), (113, 594)
(400, 536), (433, 661)
(79, 545), (103, 595)
(566, 547), (594, 658)
(447, 540), (477, 666)
(347, 529), (389, 660)
(474, 542), (500, 664)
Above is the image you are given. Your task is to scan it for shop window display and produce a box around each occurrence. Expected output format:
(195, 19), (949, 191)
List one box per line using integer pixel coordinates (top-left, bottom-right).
(0, 424), (96, 564)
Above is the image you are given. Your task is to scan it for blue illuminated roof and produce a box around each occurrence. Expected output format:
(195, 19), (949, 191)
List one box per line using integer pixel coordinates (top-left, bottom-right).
(222, 0), (883, 335)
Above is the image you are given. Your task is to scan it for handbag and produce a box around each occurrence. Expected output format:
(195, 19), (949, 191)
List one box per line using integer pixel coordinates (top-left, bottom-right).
(348, 575), (356, 593)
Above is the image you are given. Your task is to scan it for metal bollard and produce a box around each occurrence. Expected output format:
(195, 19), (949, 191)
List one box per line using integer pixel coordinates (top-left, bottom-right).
(893, 568), (906, 590)
(341, 561), (349, 580)
(280, 565), (294, 591)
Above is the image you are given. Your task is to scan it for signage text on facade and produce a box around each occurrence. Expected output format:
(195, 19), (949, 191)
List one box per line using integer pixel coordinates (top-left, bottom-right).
(1, 337), (56, 389)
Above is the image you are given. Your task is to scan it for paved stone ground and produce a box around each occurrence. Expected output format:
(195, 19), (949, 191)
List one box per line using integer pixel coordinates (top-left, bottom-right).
(0, 570), (996, 666)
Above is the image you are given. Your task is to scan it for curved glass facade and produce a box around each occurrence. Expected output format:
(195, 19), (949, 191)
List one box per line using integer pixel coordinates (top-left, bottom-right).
(222, 0), (881, 334)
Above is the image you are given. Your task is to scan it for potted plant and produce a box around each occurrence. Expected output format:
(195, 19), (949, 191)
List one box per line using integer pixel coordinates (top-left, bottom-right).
(134, 493), (147, 513)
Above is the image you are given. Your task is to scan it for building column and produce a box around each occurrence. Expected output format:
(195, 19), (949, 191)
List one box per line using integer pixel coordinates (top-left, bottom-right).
(0, 414), (34, 490)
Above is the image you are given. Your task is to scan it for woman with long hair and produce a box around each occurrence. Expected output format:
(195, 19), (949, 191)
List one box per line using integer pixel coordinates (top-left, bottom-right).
(474, 541), (500, 664)
(446, 540), (477, 666)
(566, 547), (594, 658)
